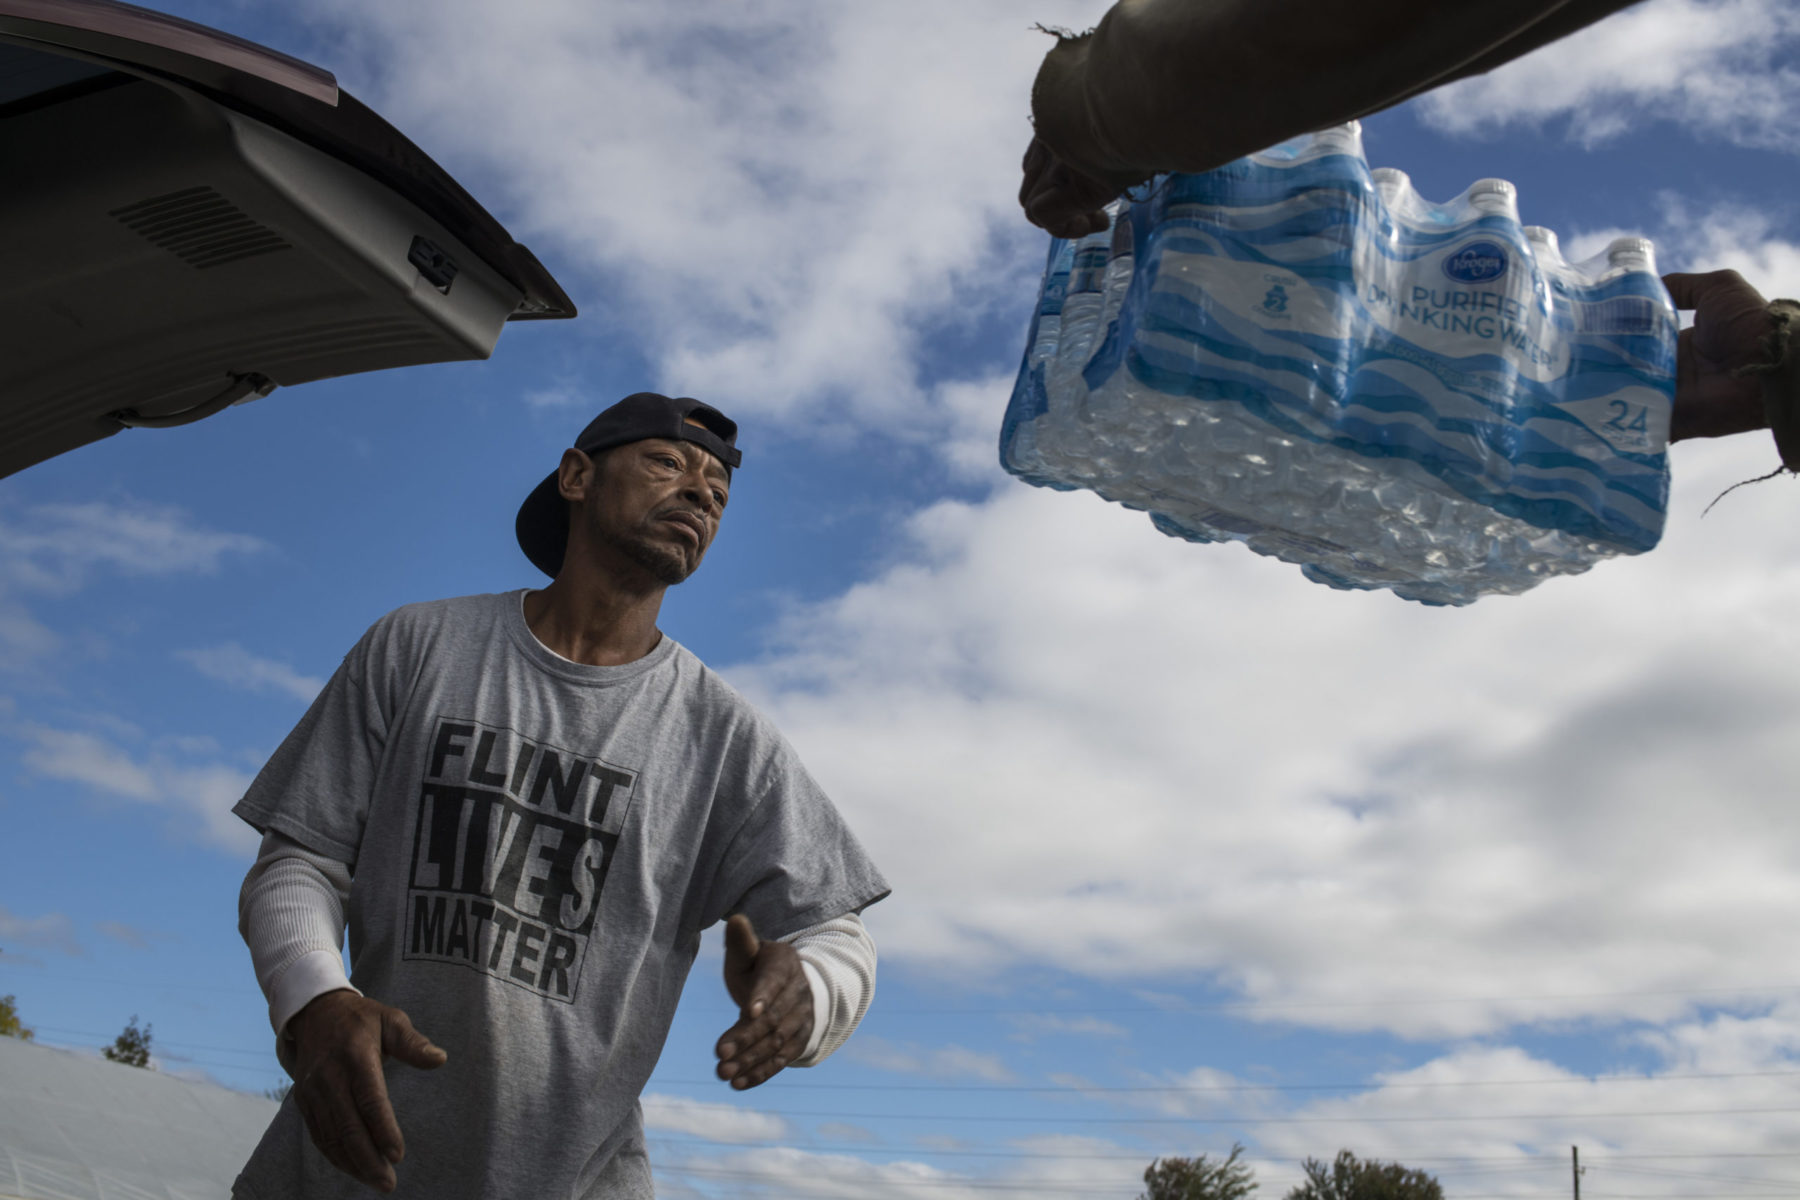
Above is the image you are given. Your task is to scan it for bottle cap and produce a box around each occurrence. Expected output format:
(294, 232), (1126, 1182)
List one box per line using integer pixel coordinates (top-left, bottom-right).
(1606, 236), (1655, 272)
(1371, 167), (1411, 198)
(1303, 121), (1363, 160)
(1467, 178), (1518, 218)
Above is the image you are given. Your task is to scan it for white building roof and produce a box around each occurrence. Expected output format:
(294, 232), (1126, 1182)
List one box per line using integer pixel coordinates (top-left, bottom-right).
(0, 1035), (277, 1200)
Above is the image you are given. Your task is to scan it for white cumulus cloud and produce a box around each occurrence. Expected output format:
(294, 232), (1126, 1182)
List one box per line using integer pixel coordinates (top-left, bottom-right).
(0, 500), (264, 591)
(177, 644), (324, 704)
(1417, 0), (1800, 151)
(1009, 1012), (1130, 1040)
(1560, 200), (1800, 300)
(0, 498), (264, 669)
(652, 1141), (1142, 1200)
(20, 726), (159, 801)
(289, 0), (1101, 438)
(0, 907), (81, 957)
(850, 1036), (1017, 1083)
(17, 723), (258, 854)
(1235, 1027), (1800, 1196)
(641, 1093), (789, 1143)
(723, 428), (1800, 1040)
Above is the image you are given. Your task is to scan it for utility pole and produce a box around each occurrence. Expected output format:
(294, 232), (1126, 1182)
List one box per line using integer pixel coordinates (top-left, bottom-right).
(1572, 1145), (1583, 1200)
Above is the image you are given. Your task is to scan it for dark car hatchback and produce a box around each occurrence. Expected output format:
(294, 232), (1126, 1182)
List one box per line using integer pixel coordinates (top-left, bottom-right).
(0, 0), (574, 478)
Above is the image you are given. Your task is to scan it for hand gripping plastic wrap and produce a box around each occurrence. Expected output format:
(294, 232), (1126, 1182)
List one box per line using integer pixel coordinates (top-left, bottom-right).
(1000, 122), (1679, 605)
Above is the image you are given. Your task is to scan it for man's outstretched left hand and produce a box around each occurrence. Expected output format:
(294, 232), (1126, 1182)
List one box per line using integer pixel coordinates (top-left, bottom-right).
(715, 913), (813, 1090)
(1021, 134), (1116, 241)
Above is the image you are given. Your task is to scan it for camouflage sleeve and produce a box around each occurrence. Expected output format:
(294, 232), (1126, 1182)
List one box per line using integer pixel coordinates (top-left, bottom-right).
(1029, 0), (1646, 188)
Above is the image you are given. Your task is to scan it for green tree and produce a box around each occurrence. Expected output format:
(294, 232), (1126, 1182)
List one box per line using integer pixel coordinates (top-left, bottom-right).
(102, 1015), (152, 1068)
(0, 994), (33, 1041)
(1284, 1151), (1443, 1200)
(1142, 1143), (1258, 1200)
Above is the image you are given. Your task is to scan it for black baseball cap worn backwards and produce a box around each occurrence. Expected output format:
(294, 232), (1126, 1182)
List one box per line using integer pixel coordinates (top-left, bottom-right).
(516, 391), (741, 578)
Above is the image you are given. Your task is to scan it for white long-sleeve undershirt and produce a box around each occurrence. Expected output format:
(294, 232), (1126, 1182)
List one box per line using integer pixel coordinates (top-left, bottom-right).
(238, 831), (876, 1069)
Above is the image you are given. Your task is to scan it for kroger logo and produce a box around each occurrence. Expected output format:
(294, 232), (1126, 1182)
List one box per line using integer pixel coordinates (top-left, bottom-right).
(1443, 240), (1509, 283)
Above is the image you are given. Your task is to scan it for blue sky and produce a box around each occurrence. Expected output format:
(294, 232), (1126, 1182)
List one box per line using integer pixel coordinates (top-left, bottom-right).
(5, 1), (1800, 1196)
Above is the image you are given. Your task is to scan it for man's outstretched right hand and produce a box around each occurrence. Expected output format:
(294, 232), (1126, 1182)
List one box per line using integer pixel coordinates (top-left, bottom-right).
(1664, 269), (1778, 443)
(288, 989), (447, 1194)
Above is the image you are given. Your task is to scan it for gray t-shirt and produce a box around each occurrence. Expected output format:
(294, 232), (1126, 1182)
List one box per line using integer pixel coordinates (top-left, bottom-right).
(230, 591), (888, 1200)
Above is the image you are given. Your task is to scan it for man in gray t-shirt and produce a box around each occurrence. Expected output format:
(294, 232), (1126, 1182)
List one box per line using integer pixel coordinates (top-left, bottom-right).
(231, 393), (888, 1199)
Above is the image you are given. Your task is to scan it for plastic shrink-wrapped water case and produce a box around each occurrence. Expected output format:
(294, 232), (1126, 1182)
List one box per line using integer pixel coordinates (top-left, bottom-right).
(999, 122), (1680, 606)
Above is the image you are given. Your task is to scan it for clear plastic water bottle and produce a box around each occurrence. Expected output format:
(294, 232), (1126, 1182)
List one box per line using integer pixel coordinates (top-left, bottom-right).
(1003, 239), (1076, 482)
(1027, 240), (1074, 368)
(1097, 203), (1136, 341)
(1000, 121), (1678, 605)
(1048, 230), (1110, 407)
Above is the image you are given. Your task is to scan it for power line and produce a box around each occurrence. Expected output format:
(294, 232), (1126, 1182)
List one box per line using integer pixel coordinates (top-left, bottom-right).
(33, 1023), (1800, 1098)
(1599, 1162), (1800, 1189)
(1591, 1157), (1800, 1162)
(644, 1137), (1566, 1166)
(643, 1136), (1800, 1199)
(27, 1031), (1800, 1122)
(29, 1023), (275, 1057)
(651, 1161), (1800, 1199)
(651, 1162), (1134, 1193)
(31, 1044), (1800, 1104)
(23, 1035), (285, 1084)
(646, 1136), (1800, 1167)
(40, 1023), (1800, 1092)
(654, 1069), (1800, 1094)
(0, 964), (263, 997)
(648, 1105), (1800, 1126)
(675, 983), (1800, 1017)
(11, 961), (1800, 1012)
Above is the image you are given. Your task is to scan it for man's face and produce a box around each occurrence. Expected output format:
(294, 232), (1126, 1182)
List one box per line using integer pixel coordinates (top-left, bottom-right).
(561, 435), (730, 587)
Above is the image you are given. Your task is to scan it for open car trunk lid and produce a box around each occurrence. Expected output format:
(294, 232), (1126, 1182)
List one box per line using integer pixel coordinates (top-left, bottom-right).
(0, 0), (575, 478)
